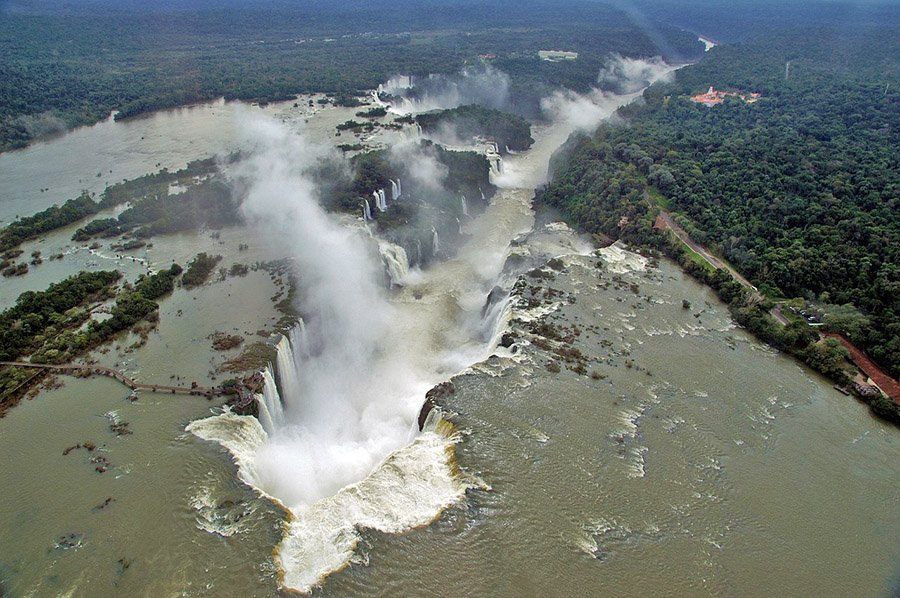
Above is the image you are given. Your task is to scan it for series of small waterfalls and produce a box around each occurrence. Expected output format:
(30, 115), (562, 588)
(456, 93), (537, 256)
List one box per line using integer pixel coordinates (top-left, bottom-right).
(363, 179), (402, 220)
(486, 142), (503, 177)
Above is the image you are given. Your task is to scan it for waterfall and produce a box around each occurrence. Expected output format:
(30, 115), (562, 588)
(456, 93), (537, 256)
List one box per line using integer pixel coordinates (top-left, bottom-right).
(363, 200), (373, 221)
(256, 368), (283, 434)
(456, 217), (462, 235)
(416, 238), (423, 265)
(255, 327), (308, 435)
(379, 241), (410, 287)
(479, 186), (486, 201)
(431, 227), (440, 255)
(373, 189), (388, 212)
(390, 179), (401, 200)
(277, 329), (304, 393)
(460, 195), (468, 217)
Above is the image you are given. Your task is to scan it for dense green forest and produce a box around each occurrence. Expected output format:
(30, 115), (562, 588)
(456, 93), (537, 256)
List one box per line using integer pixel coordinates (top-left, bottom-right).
(542, 27), (899, 384)
(416, 105), (534, 151)
(0, 264), (182, 375)
(0, 1), (702, 151)
(0, 270), (121, 361)
(182, 253), (223, 288)
(0, 193), (100, 251)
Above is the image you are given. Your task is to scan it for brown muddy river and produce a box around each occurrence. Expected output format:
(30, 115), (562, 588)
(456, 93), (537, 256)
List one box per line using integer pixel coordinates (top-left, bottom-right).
(0, 90), (897, 597)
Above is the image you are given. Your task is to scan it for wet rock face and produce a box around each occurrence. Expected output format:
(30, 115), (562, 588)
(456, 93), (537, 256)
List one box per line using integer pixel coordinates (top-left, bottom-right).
(499, 332), (517, 348)
(481, 285), (507, 318)
(228, 394), (259, 417)
(418, 381), (455, 430)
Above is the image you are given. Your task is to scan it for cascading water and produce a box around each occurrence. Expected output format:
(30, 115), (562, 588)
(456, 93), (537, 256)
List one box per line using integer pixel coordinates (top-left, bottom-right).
(189, 63), (678, 592)
(379, 241), (410, 287)
(460, 195), (468, 217)
(431, 226), (440, 255)
(362, 199), (373, 221)
(189, 111), (534, 593)
(390, 179), (401, 200)
(489, 156), (503, 177)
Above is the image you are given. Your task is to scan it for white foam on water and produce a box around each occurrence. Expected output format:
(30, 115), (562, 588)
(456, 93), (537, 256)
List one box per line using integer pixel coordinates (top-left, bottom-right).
(189, 411), (471, 593)
(596, 241), (648, 274)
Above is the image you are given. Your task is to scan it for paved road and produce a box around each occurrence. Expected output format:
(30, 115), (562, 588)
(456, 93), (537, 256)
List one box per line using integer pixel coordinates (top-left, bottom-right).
(821, 335), (900, 402)
(656, 211), (760, 297)
(769, 306), (791, 326)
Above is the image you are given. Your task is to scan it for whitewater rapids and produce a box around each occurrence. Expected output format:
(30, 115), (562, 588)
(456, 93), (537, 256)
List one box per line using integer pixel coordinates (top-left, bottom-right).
(188, 182), (533, 593)
(187, 60), (678, 592)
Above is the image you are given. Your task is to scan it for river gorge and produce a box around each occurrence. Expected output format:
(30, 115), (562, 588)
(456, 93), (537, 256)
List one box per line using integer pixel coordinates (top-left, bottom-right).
(0, 81), (897, 597)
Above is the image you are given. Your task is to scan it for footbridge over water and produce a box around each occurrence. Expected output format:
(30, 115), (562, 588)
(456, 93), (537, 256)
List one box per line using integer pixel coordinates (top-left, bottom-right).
(0, 361), (229, 398)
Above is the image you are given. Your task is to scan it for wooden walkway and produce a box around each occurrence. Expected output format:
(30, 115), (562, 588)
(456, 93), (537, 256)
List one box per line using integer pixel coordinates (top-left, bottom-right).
(0, 361), (227, 397)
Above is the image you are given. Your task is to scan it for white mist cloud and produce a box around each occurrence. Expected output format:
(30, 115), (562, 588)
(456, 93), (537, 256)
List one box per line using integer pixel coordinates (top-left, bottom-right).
(541, 55), (676, 134)
(230, 111), (412, 505)
(233, 111), (388, 365)
(387, 65), (510, 115)
(597, 53), (675, 93)
(388, 137), (448, 194)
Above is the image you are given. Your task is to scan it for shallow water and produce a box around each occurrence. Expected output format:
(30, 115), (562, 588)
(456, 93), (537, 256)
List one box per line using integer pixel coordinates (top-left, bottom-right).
(318, 251), (900, 597)
(0, 94), (404, 226)
(0, 85), (897, 597)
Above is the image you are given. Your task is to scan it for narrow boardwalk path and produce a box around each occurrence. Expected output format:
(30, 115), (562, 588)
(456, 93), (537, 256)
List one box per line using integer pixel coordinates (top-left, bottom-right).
(0, 361), (226, 397)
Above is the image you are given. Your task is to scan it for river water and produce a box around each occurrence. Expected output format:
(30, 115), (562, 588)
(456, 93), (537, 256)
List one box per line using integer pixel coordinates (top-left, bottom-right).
(0, 90), (897, 597)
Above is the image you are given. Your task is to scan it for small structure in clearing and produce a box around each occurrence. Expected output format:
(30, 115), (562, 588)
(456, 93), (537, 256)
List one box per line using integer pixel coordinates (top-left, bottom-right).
(538, 50), (578, 62)
(690, 86), (761, 107)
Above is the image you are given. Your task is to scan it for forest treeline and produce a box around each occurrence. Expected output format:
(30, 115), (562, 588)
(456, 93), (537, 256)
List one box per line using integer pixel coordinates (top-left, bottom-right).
(542, 27), (899, 385)
(0, 157), (223, 253)
(0, 3), (701, 152)
(416, 105), (534, 152)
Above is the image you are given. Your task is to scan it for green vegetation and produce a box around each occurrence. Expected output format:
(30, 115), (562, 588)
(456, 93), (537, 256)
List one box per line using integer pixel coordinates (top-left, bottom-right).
(0, 266), (184, 367)
(416, 105), (534, 151)
(135, 264), (183, 301)
(356, 107), (388, 118)
(0, 3), (701, 152)
(72, 218), (120, 241)
(116, 179), (241, 237)
(0, 157), (222, 256)
(0, 193), (100, 251)
(542, 27), (899, 393)
(336, 120), (372, 132)
(0, 270), (121, 361)
(99, 157), (219, 209)
(0, 263), (186, 413)
(182, 253), (223, 288)
(318, 141), (494, 217)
